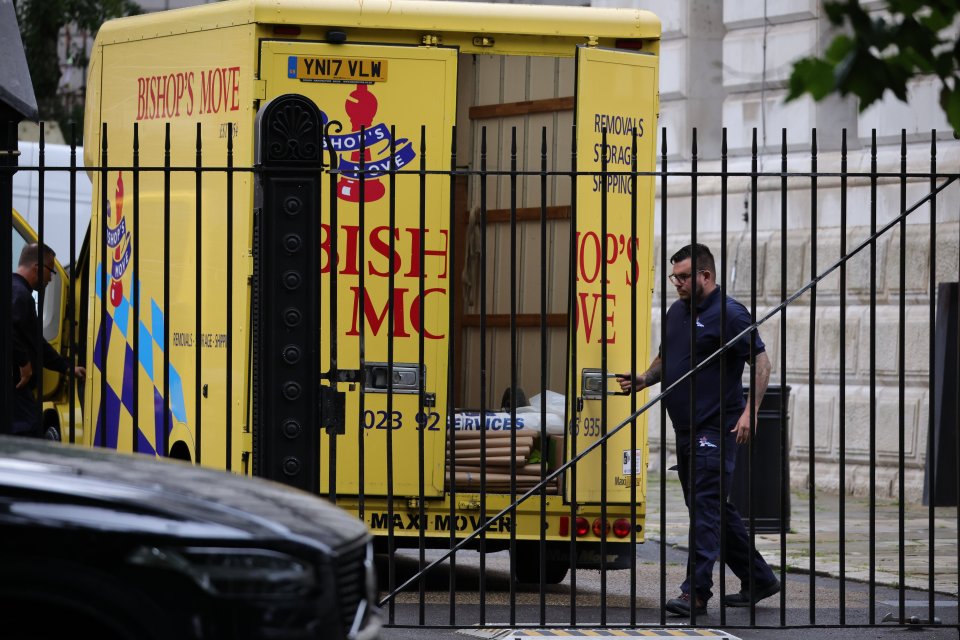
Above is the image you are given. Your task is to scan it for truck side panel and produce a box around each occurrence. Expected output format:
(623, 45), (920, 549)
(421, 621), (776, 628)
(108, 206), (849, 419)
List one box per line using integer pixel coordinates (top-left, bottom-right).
(84, 25), (257, 471)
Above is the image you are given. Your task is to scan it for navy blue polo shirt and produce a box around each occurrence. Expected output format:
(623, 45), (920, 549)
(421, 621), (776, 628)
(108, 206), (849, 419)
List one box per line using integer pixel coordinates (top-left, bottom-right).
(660, 286), (764, 431)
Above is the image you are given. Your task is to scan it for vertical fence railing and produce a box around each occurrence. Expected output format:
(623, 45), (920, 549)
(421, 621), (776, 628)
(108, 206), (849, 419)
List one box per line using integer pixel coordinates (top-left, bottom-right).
(898, 130), (907, 621)
(869, 130), (879, 624)
(507, 126), (518, 625)
(718, 127), (730, 627)
(384, 123), (398, 625)
(748, 127), (759, 626)
(628, 126), (639, 629)
(477, 125), (489, 626)
(538, 126), (550, 624)
(927, 129), (937, 622)
(194, 124), (203, 465)
(567, 122), (579, 628)
(99, 124), (108, 450)
(446, 124), (459, 627)
(778, 127), (789, 626)
(131, 123), (140, 454)
(0, 121), (14, 436)
(416, 125), (428, 626)
(35, 127), (46, 433)
(3, 124), (959, 633)
(68, 124), (79, 446)
(838, 128), (848, 624)
(808, 129), (819, 625)
(225, 123), (234, 473)
(657, 126), (668, 629)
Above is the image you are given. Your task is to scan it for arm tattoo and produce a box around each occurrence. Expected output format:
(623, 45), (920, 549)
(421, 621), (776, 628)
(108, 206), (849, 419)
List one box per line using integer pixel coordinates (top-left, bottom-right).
(643, 358), (662, 387)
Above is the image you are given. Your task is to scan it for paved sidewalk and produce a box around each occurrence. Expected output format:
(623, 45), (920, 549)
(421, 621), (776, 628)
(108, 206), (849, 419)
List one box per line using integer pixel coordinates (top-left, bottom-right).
(643, 471), (959, 597)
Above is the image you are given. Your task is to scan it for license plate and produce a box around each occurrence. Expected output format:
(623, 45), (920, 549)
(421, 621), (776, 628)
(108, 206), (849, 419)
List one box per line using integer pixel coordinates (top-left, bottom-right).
(288, 56), (388, 83)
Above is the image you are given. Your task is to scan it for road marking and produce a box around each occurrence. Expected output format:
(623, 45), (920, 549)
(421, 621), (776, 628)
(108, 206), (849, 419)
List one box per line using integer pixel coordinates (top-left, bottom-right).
(457, 630), (739, 639)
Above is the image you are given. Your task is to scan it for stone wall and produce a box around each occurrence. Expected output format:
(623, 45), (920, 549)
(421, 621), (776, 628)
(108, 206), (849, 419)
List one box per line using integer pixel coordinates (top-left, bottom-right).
(643, 145), (959, 502)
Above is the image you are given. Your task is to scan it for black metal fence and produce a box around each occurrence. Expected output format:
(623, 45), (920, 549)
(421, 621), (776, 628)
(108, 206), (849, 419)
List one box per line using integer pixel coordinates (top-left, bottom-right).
(1, 114), (957, 632)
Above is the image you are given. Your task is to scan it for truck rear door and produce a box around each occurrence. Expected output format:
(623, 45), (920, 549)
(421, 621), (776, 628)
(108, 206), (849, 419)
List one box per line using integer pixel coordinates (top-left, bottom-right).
(259, 41), (457, 498)
(570, 45), (658, 505)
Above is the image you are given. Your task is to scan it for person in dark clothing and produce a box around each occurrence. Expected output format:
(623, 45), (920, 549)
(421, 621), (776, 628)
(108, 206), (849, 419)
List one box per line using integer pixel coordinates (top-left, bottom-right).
(10, 243), (85, 437)
(617, 243), (779, 617)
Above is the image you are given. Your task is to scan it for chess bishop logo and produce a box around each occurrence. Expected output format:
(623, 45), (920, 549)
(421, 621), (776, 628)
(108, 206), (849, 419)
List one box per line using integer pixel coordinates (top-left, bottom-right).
(323, 84), (417, 203)
(105, 172), (132, 307)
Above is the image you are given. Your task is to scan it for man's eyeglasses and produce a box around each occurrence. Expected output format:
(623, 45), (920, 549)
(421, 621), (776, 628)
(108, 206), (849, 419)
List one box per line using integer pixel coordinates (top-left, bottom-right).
(668, 270), (707, 285)
(39, 263), (55, 275)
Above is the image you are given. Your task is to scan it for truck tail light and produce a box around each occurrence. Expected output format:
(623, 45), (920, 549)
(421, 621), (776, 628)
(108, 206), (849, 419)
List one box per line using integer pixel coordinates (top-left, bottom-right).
(575, 517), (590, 537)
(612, 518), (632, 538)
(592, 518), (610, 537)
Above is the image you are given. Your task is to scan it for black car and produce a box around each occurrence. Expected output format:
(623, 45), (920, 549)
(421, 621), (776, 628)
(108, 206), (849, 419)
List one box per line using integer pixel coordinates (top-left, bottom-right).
(0, 436), (381, 640)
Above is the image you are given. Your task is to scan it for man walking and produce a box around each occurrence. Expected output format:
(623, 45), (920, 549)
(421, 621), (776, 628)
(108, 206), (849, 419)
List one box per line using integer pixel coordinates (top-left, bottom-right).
(617, 243), (779, 616)
(9, 243), (85, 437)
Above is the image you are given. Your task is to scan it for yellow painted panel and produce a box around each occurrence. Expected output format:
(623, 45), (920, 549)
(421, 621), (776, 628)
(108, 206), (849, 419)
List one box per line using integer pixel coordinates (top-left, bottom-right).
(571, 46), (658, 505)
(84, 24), (256, 467)
(96, 0), (660, 53)
(260, 40), (457, 497)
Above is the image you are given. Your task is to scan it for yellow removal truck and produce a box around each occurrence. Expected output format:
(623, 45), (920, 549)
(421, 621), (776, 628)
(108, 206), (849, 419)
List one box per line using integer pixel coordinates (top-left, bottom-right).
(76, 0), (660, 582)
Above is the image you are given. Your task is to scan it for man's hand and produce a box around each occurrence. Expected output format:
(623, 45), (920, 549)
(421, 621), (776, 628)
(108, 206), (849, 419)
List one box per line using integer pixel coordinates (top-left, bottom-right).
(617, 356), (661, 394)
(616, 373), (644, 393)
(16, 361), (32, 390)
(733, 351), (772, 445)
(731, 407), (755, 445)
(73, 366), (86, 380)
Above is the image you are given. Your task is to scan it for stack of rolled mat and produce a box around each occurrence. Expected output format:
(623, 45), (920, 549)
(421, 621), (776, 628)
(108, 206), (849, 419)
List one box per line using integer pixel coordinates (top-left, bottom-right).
(446, 429), (559, 494)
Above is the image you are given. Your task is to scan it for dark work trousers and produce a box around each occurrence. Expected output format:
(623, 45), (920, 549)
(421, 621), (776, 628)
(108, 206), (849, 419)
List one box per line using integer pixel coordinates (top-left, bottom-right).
(10, 386), (42, 438)
(675, 426), (776, 602)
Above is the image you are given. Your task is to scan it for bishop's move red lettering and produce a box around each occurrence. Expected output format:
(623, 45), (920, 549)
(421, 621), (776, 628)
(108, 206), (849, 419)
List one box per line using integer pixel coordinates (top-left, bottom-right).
(136, 66), (242, 121)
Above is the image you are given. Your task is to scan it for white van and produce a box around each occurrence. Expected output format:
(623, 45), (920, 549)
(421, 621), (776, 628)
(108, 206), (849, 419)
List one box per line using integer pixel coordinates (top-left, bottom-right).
(13, 141), (91, 264)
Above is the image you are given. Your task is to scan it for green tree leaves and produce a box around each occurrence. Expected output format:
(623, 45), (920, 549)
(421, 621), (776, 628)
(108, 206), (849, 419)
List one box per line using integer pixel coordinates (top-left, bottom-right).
(787, 0), (960, 133)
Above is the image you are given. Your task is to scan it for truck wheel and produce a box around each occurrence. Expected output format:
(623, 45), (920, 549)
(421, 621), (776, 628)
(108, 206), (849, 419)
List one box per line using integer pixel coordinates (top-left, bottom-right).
(513, 542), (569, 584)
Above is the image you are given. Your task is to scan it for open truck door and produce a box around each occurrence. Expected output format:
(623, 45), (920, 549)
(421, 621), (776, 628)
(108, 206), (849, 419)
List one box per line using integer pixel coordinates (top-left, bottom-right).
(258, 41), (458, 499)
(568, 45), (658, 506)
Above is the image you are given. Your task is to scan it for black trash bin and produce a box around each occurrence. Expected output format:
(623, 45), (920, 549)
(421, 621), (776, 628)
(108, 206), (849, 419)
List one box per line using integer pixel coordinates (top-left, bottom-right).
(924, 282), (958, 506)
(729, 384), (790, 533)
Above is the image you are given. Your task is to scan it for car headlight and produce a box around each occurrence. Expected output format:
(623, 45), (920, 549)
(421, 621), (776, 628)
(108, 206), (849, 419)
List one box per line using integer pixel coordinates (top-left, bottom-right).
(128, 546), (317, 598)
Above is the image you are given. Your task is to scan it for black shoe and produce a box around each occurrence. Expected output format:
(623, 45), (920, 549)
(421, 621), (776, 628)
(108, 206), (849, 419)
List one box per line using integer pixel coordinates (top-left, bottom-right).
(722, 578), (780, 607)
(665, 592), (707, 616)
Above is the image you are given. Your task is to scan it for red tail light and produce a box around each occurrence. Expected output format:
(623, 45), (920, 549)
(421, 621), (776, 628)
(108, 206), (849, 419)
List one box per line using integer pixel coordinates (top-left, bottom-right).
(592, 518), (610, 537)
(612, 518), (632, 538)
(559, 516), (569, 537)
(575, 517), (590, 537)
